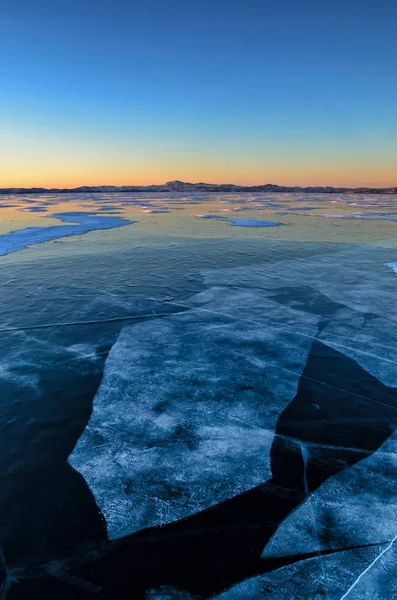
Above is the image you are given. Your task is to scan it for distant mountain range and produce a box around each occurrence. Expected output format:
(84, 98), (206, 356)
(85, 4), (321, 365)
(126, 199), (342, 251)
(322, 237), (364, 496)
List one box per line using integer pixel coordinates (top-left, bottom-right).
(1, 180), (397, 195)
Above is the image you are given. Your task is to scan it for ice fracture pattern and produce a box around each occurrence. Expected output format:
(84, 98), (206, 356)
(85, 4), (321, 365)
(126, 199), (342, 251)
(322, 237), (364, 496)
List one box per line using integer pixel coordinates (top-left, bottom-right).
(1, 191), (397, 598)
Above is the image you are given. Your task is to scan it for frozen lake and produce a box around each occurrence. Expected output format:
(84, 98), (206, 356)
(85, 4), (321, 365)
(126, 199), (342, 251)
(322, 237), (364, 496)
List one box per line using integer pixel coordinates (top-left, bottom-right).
(1, 191), (397, 598)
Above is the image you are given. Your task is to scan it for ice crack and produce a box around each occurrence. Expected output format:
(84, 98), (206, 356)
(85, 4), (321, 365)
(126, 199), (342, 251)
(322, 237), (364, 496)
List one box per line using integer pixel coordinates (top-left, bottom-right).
(340, 532), (397, 599)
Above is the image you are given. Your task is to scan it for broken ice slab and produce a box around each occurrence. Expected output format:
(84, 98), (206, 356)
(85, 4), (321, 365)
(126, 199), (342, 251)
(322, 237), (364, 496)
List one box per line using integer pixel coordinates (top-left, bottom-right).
(69, 287), (319, 539)
(69, 242), (397, 541)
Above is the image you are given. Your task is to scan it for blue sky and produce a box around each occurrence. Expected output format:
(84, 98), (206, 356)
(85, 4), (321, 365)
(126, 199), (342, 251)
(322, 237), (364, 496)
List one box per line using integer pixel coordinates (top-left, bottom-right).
(1, 0), (396, 187)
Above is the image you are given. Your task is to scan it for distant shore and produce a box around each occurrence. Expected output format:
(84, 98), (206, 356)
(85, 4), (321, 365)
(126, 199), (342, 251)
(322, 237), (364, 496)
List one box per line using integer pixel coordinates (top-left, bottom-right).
(1, 180), (397, 195)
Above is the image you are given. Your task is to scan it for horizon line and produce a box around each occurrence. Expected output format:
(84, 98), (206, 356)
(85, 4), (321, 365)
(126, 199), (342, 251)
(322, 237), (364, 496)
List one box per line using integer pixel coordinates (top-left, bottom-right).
(1, 179), (397, 194)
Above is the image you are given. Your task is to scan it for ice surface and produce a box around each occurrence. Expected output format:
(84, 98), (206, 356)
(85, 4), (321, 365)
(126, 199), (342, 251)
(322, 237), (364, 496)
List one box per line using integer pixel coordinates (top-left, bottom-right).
(228, 219), (282, 227)
(314, 213), (397, 221)
(385, 261), (397, 274)
(20, 206), (48, 212)
(208, 544), (397, 599)
(3, 191), (397, 597)
(69, 240), (397, 544)
(195, 216), (283, 227)
(65, 233), (397, 600)
(195, 214), (226, 219)
(0, 212), (133, 256)
(69, 290), (318, 538)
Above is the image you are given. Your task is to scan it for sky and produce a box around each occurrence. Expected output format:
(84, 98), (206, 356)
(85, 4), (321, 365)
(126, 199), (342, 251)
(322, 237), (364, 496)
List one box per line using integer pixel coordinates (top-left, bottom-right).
(0, 0), (396, 188)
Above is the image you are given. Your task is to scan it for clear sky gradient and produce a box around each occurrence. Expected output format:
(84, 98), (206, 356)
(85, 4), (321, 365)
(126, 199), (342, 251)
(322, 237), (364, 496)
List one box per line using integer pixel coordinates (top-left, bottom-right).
(1, 0), (396, 188)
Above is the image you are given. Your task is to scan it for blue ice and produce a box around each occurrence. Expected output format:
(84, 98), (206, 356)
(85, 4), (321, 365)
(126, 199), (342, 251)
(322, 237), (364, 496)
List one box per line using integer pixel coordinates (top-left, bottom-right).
(228, 219), (282, 227)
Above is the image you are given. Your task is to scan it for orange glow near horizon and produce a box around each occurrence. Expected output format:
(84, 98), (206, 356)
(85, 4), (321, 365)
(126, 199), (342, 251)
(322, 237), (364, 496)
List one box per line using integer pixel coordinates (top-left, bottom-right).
(1, 126), (396, 189)
(2, 0), (397, 193)
(1, 164), (396, 190)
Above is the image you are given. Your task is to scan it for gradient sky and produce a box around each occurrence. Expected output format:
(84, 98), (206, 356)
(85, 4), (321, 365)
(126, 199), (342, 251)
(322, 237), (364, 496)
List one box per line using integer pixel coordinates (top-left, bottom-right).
(1, 0), (396, 188)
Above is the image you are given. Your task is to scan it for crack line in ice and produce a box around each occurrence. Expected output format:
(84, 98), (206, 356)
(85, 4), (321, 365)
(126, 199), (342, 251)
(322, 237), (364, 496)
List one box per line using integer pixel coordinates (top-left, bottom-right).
(3, 294), (397, 411)
(288, 434), (372, 457)
(144, 297), (397, 366)
(175, 326), (397, 412)
(300, 444), (330, 599)
(0, 547), (19, 600)
(260, 541), (392, 563)
(82, 415), (383, 459)
(321, 341), (397, 365)
(210, 413), (376, 457)
(339, 532), (397, 599)
(0, 312), (174, 333)
(320, 332), (397, 353)
(205, 334), (397, 411)
(166, 285), (397, 351)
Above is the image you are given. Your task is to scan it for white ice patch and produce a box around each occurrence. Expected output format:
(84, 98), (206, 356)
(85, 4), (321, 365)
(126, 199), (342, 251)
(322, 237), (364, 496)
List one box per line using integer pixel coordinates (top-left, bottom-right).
(385, 261), (397, 275)
(69, 287), (318, 539)
(0, 212), (133, 256)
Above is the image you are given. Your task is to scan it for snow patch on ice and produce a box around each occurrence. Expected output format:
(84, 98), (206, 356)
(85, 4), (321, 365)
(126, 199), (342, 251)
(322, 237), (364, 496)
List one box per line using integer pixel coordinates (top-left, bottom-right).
(0, 212), (134, 256)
